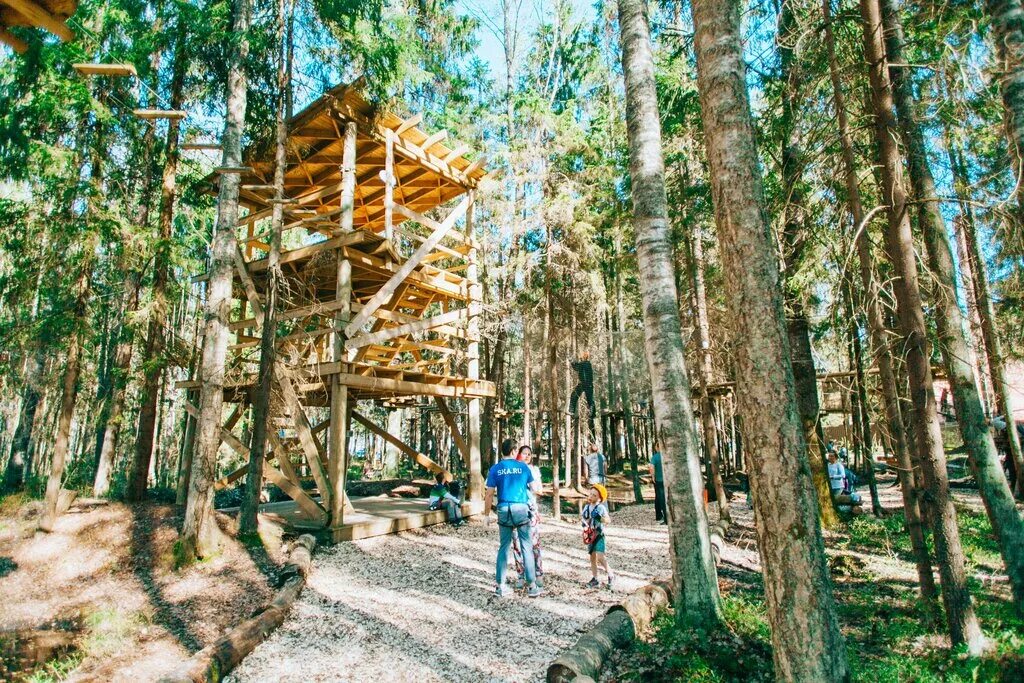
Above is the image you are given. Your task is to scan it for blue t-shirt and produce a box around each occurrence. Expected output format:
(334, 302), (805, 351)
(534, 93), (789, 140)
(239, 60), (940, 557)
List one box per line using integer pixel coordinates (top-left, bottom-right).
(651, 451), (663, 482)
(486, 458), (534, 504)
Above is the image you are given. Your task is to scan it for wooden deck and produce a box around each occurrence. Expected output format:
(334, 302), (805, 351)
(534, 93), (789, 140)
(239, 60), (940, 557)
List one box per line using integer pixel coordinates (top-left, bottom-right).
(233, 495), (485, 543)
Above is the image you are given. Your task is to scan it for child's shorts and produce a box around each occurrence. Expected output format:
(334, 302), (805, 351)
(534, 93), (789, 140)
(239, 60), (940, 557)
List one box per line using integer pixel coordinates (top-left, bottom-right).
(588, 536), (606, 554)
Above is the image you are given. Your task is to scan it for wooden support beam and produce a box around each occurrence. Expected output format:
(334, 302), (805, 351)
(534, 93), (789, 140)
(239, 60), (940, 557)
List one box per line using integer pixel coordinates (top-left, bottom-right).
(320, 368), (495, 399)
(384, 128), (394, 242)
(344, 308), (465, 351)
(0, 0), (73, 40)
(394, 113), (422, 135)
(443, 144), (470, 163)
(264, 463), (327, 522)
(464, 155), (488, 176)
(464, 189), (483, 501)
(434, 397), (470, 466)
(344, 195), (470, 336)
(278, 372), (332, 506)
(182, 142), (221, 151)
(0, 27), (27, 53)
(183, 402), (248, 459)
(134, 109), (188, 120)
(420, 129), (448, 151)
(352, 411), (450, 477)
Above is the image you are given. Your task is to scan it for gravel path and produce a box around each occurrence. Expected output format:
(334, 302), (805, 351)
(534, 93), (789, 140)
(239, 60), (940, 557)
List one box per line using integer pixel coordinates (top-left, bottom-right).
(226, 502), (674, 683)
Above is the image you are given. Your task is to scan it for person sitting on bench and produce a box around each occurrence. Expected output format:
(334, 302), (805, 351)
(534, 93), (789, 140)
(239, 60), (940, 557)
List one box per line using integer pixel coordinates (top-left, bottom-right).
(428, 472), (464, 526)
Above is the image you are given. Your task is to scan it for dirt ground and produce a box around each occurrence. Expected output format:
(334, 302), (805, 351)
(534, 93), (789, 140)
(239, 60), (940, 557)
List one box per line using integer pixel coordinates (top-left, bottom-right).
(0, 495), (284, 682)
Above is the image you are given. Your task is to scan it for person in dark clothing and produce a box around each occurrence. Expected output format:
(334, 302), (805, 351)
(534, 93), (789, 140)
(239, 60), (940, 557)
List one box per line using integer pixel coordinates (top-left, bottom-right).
(570, 352), (596, 434)
(648, 443), (666, 524)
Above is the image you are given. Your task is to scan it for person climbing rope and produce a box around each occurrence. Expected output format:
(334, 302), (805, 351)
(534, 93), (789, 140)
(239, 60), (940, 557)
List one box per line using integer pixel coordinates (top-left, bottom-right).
(570, 351), (596, 435)
(485, 438), (542, 598)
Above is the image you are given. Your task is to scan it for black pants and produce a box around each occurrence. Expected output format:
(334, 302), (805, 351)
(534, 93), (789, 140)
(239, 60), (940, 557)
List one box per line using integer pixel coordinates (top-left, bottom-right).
(570, 383), (596, 434)
(654, 481), (666, 521)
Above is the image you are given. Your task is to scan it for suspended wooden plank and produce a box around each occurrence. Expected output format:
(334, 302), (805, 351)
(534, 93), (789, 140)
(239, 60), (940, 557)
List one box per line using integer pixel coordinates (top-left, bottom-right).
(241, 184), (275, 191)
(73, 62), (137, 77)
(182, 142), (221, 151)
(0, 0), (73, 41)
(134, 108), (188, 120)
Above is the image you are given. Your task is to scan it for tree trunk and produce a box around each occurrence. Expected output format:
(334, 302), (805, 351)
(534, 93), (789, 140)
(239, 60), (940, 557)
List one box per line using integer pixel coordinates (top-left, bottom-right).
(948, 133), (1024, 495)
(240, 0), (291, 535)
(882, 0), (1024, 615)
(845, 285), (883, 515)
(130, 29), (187, 502)
(3, 351), (43, 493)
(985, 0), (1024, 236)
(690, 0), (848, 677)
(688, 222), (730, 525)
(617, 0), (722, 625)
(613, 234), (643, 504)
(181, 0), (250, 563)
(40, 237), (97, 532)
(859, 0), (987, 650)
(777, 0), (842, 531)
(820, 0), (938, 608)
(94, 272), (142, 496)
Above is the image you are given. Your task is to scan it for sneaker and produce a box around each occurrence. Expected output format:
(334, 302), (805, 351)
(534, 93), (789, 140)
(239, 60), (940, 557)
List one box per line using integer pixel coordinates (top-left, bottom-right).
(513, 577), (526, 589)
(535, 576), (544, 589)
(586, 577), (600, 588)
(527, 584), (544, 598)
(606, 575), (614, 590)
(494, 585), (507, 598)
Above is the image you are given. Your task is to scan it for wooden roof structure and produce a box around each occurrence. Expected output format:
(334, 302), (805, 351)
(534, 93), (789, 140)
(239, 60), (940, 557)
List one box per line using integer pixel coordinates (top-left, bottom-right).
(231, 81), (487, 237)
(0, 0), (76, 53)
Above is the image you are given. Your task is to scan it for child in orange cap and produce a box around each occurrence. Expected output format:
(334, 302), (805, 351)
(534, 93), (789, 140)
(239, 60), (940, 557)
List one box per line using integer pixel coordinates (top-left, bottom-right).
(582, 484), (614, 589)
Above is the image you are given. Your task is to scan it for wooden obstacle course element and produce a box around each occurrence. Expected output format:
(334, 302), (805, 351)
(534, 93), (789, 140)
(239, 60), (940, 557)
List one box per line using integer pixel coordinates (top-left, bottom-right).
(159, 534), (316, 683)
(134, 108), (188, 120)
(0, 0), (74, 45)
(547, 581), (673, 683)
(183, 142), (222, 151)
(73, 62), (136, 77)
(351, 410), (449, 478)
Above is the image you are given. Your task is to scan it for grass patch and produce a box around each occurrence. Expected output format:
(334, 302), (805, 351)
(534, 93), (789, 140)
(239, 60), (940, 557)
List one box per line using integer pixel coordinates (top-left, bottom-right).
(22, 651), (83, 683)
(614, 500), (1024, 681)
(81, 607), (149, 659)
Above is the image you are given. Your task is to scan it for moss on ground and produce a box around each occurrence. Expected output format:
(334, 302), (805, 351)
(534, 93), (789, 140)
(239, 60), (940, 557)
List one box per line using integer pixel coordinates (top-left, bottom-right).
(610, 502), (1024, 682)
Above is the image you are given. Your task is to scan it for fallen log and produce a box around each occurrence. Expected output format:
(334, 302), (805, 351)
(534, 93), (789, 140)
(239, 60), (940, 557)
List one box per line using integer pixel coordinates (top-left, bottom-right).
(547, 581), (673, 683)
(158, 534), (316, 683)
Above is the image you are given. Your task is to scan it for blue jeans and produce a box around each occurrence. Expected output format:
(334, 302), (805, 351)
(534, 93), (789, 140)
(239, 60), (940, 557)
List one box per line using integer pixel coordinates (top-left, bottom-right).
(496, 503), (535, 587)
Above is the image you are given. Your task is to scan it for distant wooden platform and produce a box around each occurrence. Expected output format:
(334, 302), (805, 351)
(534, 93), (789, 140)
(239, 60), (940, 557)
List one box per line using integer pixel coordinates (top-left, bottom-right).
(232, 495), (484, 543)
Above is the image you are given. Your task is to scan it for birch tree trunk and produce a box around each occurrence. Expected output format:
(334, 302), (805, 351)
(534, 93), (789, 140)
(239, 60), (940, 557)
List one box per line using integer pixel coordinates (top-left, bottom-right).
(820, 0), (938, 608)
(181, 0), (250, 562)
(859, 0), (987, 650)
(240, 0), (291, 535)
(617, 0), (722, 625)
(690, 0), (848, 676)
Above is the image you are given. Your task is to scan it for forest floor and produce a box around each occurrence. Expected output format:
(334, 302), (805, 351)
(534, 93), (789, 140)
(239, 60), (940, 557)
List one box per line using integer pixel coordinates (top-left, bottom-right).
(0, 493), (285, 682)
(604, 478), (1024, 682)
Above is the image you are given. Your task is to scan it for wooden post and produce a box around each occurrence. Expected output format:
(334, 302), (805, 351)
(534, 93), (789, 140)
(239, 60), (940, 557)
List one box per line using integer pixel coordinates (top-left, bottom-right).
(465, 190), (483, 500)
(384, 128), (395, 243)
(330, 121), (357, 526)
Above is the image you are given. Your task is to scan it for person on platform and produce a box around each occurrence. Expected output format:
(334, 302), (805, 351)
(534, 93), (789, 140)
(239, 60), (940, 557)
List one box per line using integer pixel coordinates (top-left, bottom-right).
(485, 438), (542, 598)
(511, 445), (544, 587)
(582, 442), (607, 486)
(570, 352), (596, 434)
(427, 471), (464, 527)
(648, 443), (666, 524)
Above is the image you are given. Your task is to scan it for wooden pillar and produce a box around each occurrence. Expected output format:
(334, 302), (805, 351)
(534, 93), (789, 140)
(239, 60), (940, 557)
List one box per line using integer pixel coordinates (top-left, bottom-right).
(465, 190), (483, 500)
(384, 128), (395, 243)
(330, 121), (357, 526)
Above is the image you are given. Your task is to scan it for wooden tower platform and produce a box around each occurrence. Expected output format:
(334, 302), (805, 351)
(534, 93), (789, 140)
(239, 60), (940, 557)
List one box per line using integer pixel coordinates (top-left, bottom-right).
(180, 83), (494, 541)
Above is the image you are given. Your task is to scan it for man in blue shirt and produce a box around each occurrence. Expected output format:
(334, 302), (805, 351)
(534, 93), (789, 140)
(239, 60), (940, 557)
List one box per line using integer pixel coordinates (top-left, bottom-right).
(485, 438), (541, 598)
